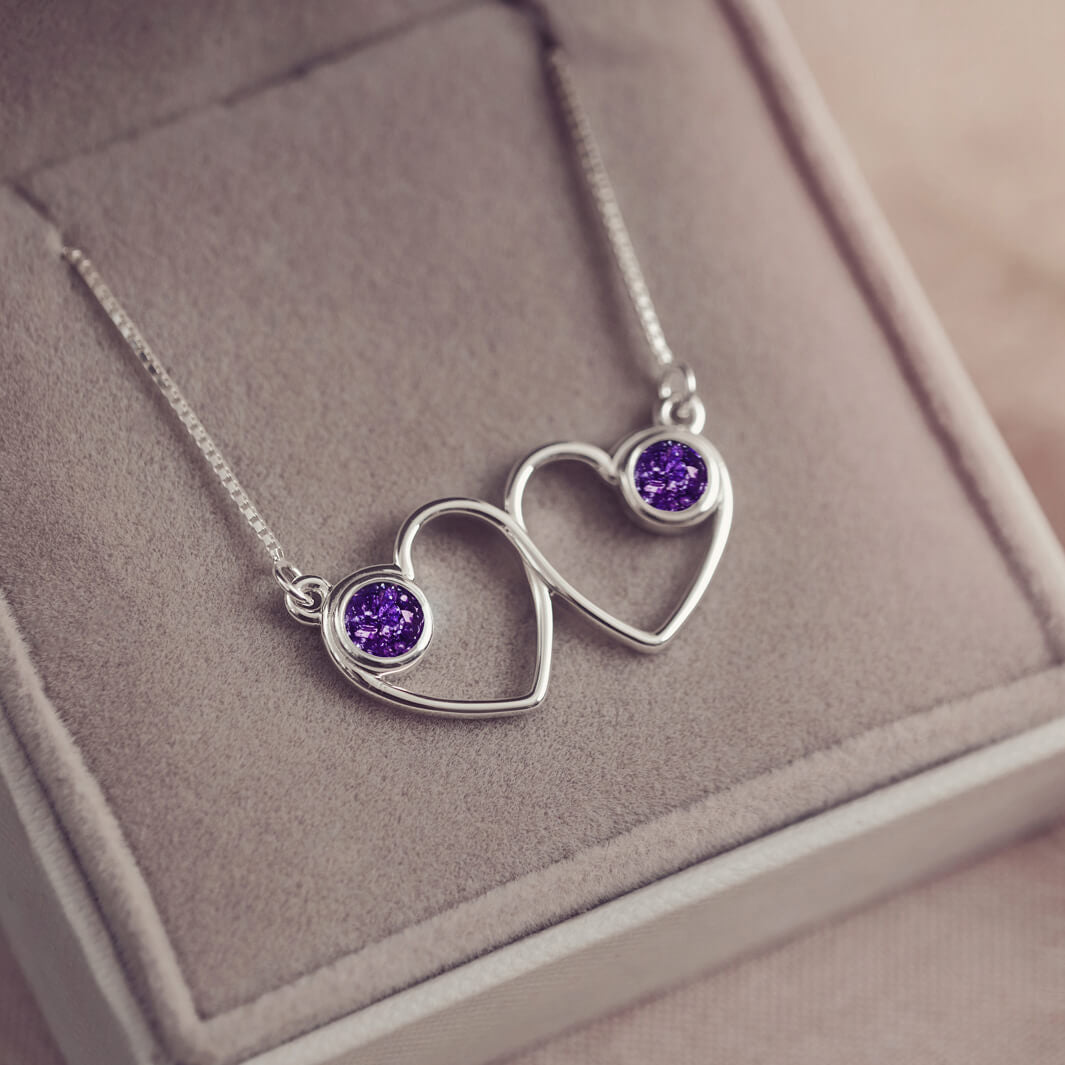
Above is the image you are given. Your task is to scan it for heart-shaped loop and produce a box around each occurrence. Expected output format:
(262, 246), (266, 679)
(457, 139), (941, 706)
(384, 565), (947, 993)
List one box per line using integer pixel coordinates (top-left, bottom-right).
(319, 498), (553, 718)
(505, 427), (733, 652)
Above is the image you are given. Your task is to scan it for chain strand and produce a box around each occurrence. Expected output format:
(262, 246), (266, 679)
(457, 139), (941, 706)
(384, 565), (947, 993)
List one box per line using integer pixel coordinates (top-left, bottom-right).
(540, 31), (680, 380)
(62, 247), (291, 567)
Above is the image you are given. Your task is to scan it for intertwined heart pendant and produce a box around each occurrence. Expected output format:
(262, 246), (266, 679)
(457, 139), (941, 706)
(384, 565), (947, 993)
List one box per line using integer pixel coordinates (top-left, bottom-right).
(280, 412), (730, 718)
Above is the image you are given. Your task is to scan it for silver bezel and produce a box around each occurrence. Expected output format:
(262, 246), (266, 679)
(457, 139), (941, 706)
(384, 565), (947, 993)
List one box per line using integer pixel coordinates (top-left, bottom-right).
(322, 567), (433, 676)
(614, 426), (723, 532)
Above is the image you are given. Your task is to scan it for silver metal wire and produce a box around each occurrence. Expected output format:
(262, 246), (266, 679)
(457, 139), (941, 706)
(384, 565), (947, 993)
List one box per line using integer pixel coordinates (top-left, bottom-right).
(540, 25), (693, 398)
(61, 247), (293, 571)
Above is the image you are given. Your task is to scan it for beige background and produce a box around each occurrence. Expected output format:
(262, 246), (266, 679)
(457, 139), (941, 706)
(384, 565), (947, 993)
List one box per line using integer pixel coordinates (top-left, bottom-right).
(3, 0), (1064, 1062)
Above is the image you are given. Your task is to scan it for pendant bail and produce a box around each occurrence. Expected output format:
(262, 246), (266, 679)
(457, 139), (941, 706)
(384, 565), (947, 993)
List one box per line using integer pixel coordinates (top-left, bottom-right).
(655, 363), (705, 434)
(657, 362), (698, 404)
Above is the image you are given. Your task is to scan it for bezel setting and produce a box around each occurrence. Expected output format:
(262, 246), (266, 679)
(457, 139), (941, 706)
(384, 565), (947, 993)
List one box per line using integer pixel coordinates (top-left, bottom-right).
(324, 568), (433, 675)
(615, 426), (723, 532)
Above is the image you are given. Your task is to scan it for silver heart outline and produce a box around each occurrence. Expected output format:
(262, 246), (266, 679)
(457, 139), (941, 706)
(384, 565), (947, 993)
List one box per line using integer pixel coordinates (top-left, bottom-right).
(319, 498), (553, 719)
(504, 438), (733, 652)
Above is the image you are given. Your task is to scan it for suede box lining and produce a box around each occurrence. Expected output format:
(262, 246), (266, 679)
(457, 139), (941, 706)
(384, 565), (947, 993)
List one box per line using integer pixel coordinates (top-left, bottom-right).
(2, 1), (1065, 1063)
(0, 0), (463, 181)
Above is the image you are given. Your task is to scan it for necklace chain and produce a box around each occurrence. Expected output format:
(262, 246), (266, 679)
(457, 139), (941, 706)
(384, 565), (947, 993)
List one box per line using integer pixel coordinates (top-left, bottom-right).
(62, 11), (692, 577)
(62, 247), (290, 567)
(544, 45), (678, 376)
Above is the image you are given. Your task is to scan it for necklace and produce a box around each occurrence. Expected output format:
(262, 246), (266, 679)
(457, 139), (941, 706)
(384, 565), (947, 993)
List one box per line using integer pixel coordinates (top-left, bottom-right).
(61, 6), (733, 719)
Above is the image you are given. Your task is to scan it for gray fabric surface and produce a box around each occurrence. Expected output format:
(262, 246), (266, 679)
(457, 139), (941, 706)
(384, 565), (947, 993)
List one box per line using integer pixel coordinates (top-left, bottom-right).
(0, 0), (457, 180)
(2, 0), (1063, 1062)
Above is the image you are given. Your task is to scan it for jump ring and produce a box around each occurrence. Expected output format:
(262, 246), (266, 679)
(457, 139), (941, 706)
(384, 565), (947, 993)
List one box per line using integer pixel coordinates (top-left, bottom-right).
(657, 362), (698, 404)
(273, 560), (307, 599)
(283, 574), (331, 626)
(655, 393), (706, 435)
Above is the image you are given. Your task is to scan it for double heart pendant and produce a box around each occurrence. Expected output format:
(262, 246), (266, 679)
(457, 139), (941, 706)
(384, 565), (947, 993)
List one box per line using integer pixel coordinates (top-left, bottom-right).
(279, 406), (733, 719)
(61, 246), (729, 721)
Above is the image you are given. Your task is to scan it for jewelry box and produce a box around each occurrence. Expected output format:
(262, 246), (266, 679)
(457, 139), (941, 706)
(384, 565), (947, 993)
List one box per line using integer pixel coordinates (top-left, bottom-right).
(2, 1), (1064, 1063)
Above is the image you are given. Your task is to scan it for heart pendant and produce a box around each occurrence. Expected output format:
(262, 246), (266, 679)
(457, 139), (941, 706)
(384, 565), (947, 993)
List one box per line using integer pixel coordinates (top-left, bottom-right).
(282, 499), (553, 718)
(504, 424), (733, 652)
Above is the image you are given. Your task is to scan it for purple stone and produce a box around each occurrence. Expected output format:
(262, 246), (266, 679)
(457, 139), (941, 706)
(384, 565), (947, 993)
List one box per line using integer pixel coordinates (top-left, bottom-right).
(633, 439), (708, 512)
(344, 581), (425, 658)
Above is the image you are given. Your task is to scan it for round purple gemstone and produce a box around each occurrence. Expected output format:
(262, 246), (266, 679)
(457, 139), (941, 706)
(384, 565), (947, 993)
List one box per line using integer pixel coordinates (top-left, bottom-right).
(633, 439), (709, 512)
(343, 581), (425, 659)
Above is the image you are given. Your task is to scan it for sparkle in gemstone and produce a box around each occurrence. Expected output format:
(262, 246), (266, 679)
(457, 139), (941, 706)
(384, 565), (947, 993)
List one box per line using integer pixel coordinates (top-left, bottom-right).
(343, 581), (425, 659)
(633, 439), (709, 512)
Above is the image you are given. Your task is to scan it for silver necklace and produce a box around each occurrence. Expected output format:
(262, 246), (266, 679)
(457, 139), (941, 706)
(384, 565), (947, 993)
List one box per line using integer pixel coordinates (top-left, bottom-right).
(62, 11), (733, 719)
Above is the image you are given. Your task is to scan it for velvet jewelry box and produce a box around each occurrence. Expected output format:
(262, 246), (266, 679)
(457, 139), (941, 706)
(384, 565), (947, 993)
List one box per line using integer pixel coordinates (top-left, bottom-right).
(2, 1), (1065, 1064)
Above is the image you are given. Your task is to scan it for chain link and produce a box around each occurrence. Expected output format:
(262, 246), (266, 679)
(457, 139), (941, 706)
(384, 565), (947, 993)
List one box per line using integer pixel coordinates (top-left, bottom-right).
(62, 247), (293, 569)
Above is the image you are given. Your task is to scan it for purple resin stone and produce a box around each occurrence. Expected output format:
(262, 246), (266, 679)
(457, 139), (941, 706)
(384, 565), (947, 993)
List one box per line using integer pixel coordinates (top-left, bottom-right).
(633, 439), (709, 512)
(343, 581), (425, 658)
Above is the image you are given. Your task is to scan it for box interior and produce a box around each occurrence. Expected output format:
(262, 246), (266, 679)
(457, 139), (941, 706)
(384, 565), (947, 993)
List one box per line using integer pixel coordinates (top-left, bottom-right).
(2, 1), (1064, 1063)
